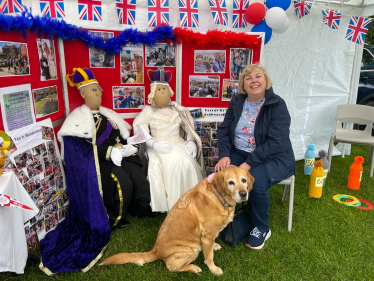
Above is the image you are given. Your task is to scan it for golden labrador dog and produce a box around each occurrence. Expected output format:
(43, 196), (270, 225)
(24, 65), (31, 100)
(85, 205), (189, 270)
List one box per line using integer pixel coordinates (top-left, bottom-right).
(101, 166), (254, 275)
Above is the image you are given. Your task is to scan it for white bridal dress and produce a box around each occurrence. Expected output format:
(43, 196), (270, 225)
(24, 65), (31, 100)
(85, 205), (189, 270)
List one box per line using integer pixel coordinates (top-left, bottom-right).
(146, 108), (203, 212)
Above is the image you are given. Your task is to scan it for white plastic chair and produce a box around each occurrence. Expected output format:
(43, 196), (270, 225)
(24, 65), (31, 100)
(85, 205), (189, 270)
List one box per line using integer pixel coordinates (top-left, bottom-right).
(278, 175), (295, 232)
(327, 104), (374, 177)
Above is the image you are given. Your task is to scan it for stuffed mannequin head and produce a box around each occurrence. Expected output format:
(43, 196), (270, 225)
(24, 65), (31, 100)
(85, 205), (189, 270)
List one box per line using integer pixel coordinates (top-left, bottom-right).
(66, 68), (103, 110)
(80, 83), (102, 110)
(147, 67), (174, 108)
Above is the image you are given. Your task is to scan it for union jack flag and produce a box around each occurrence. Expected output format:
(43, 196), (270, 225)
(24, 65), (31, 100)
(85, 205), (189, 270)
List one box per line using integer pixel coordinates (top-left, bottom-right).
(148, 0), (169, 27)
(345, 16), (372, 45)
(179, 0), (199, 28)
(116, 0), (136, 25)
(0, 0), (24, 14)
(232, 0), (248, 28)
(78, 0), (102, 21)
(294, 0), (312, 19)
(208, 0), (228, 26)
(40, 0), (65, 18)
(322, 9), (341, 29)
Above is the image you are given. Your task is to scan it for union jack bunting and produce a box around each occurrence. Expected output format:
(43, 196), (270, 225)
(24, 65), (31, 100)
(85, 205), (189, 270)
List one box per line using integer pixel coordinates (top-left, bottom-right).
(208, 0), (228, 26)
(40, 0), (65, 18)
(294, 0), (312, 19)
(178, 0), (199, 28)
(116, 0), (136, 25)
(148, 0), (169, 27)
(345, 16), (372, 45)
(78, 0), (102, 21)
(232, 0), (249, 28)
(322, 9), (341, 29)
(0, 0), (24, 14)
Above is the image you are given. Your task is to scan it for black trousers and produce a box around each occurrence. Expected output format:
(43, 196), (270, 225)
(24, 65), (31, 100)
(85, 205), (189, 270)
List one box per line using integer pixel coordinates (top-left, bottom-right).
(101, 161), (151, 227)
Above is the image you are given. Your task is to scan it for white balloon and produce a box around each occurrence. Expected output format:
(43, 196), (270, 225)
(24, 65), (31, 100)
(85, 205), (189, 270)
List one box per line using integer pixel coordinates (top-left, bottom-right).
(273, 17), (290, 34)
(264, 7), (287, 29)
(249, 0), (265, 4)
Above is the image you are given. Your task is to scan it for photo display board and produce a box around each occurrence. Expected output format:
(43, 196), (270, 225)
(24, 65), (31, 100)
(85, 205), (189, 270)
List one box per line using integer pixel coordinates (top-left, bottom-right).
(180, 37), (262, 108)
(63, 29), (177, 113)
(0, 31), (65, 132)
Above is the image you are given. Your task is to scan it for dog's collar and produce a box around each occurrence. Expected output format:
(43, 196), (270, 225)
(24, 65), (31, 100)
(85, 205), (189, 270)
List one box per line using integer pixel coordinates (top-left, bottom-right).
(211, 185), (236, 208)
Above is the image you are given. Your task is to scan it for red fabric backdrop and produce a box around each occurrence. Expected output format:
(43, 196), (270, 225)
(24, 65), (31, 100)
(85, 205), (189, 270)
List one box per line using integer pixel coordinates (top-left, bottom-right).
(63, 29), (177, 113)
(181, 40), (262, 108)
(0, 31), (64, 132)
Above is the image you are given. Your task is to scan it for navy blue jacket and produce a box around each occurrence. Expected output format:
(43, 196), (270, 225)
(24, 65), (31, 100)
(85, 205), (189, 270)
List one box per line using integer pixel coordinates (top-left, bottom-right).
(218, 87), (295, 183)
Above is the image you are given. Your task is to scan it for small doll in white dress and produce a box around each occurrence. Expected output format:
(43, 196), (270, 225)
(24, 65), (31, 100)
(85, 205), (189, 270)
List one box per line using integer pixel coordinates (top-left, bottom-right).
(133, 67), (205, 212)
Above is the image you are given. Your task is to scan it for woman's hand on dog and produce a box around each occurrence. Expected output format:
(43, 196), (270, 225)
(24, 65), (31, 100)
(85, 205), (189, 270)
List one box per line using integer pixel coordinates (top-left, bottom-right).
(215, 157), (231, 172)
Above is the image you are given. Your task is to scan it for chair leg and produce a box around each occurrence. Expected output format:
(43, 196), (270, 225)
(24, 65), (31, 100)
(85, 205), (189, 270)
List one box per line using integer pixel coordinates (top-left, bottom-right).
(288, 176), (295, 232)
(341, 143), (346, 158)
(371, 147), (374, 178)
(281, 185), (289, 203)
(367, 146), (373, 165)
(327, 135), (334, 171)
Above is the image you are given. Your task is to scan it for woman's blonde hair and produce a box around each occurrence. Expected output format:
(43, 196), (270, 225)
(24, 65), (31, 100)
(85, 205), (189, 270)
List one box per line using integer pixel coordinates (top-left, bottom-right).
(147, 83), (175, 106)
(238, 64), (272, 94)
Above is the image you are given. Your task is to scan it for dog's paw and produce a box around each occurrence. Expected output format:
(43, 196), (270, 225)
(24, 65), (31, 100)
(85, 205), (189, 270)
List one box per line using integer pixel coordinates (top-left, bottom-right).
(213, 243), (222, 251)
(190, 265), (202, 274)
(210, 266), (223, 276)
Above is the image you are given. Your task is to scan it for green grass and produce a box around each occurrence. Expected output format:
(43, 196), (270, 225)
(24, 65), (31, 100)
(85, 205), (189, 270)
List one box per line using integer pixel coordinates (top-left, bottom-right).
(2, 145), (374, 281)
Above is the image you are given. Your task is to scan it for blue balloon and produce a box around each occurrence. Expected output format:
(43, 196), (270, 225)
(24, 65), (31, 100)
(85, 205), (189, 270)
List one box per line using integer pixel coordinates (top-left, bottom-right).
(251, 20), (272, 44)
(164, 45), (168, 49)
(125, 50), (131, 54)
(266, 0), (291, 10)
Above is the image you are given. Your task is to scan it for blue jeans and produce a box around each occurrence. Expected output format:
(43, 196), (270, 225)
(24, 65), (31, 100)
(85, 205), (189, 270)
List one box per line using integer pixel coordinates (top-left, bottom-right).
(230, 148), (274, 232)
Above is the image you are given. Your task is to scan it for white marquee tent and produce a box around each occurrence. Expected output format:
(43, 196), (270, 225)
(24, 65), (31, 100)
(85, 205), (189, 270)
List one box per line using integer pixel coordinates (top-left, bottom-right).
(16, 0), (374, 159)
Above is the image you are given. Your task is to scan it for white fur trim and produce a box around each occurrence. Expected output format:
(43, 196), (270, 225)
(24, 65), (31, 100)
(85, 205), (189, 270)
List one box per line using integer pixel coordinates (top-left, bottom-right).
(57, 104), (132, 160)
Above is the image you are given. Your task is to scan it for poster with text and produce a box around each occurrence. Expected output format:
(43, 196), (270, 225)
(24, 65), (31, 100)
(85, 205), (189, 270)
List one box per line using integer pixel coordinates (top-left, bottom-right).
(0, 84), (36, 132)
(8, 119), (67, 246)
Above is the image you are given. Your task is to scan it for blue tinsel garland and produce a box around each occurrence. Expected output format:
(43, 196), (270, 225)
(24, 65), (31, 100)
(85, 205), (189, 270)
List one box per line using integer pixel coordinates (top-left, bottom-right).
(0, 9), (176, 55)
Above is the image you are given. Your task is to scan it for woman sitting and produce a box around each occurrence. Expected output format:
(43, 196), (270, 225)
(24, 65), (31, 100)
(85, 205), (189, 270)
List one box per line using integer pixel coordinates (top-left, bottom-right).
(215, 64), (295, 250)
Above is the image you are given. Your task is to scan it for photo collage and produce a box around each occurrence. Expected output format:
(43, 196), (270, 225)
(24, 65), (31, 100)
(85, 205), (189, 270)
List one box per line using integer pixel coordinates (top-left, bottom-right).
(8, 128), (67, 249)
(190, 48), (252, 101)
(195, 121), (222, 175)
(0, 39), (61, 123)
(114, 43), (176, 110)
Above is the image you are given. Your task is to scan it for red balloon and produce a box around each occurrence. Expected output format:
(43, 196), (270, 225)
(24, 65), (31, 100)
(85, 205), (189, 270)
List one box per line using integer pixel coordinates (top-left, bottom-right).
(245, 3), (266, 25)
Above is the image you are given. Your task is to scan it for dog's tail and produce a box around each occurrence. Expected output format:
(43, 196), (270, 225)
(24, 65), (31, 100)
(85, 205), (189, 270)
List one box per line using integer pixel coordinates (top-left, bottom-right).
(100, 248), (158, 266)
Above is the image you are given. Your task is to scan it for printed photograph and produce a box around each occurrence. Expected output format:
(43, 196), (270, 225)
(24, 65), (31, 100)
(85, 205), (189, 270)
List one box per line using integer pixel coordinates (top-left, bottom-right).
(189, 75), (220, 98)
(41, 126), (54, 140)
(27, 160), (43, 178)
(0, 41), (30, 77)
(113, 86), (145, 109)
(194, 50), (226, 73)
(45, 213), (59, 232)
(190, 108), (203, 119)
(229, 48), (252, 81)
(33, 86), (59, 118)
(88, 31), (115, 68)
(222, 79), (239, 101)
(58, 204), (69, 222)
(16, 169), (29, 185)
(36, 39), (57, 80)
(120, 44), (144, 84)
(145, 44), (176, 67)
(47, 141), (56, 158)
(32, 143), (47, 158)
(13, 149), (35, 168)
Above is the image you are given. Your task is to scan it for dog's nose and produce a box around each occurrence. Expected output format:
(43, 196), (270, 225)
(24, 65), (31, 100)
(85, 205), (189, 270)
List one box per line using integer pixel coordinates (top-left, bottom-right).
(239, 191), (247, 198)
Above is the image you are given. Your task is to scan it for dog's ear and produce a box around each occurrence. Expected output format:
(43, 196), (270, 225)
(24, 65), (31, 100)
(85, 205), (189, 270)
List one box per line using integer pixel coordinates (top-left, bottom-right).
(212, 169), (225, 194)
(246, 171), (255, 193)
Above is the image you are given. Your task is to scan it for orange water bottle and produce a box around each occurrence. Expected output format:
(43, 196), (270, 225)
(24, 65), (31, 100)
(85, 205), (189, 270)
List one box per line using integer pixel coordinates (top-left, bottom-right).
(309, 161), (324, 198)
(347, 156), (364, 190)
